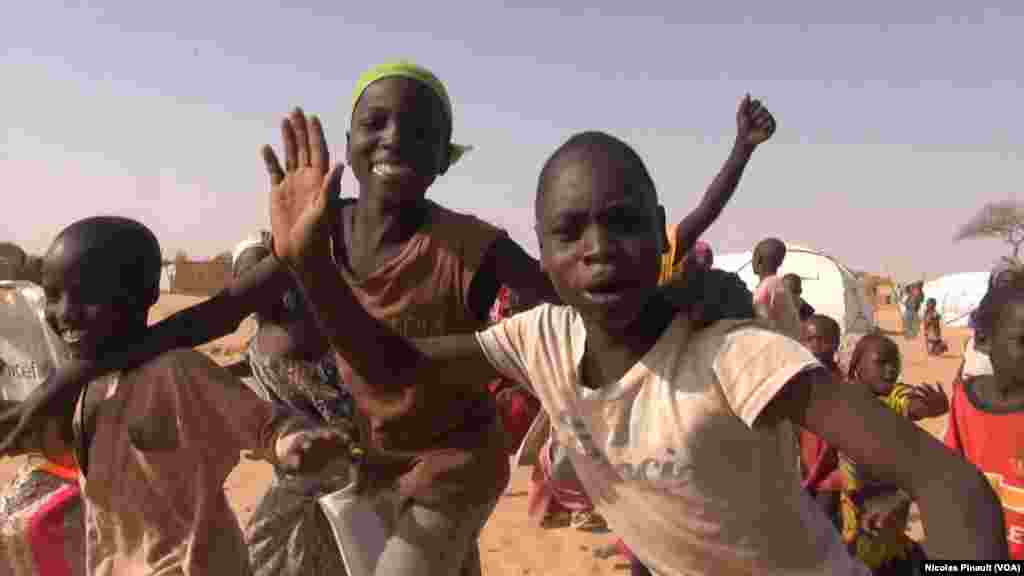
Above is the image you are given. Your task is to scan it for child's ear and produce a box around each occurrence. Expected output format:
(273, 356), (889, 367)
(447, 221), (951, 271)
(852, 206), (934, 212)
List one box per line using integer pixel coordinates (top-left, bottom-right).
(656, 205), (668, 254)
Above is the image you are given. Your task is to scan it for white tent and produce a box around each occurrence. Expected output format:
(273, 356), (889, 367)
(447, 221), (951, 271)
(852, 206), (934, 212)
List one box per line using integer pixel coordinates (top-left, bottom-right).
(922, 271), (990, 327)
(715, 244), (876, 338)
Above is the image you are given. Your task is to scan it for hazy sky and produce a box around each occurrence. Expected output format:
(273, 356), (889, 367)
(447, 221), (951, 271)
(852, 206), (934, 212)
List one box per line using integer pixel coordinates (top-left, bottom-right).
(3, 1), (1021, 281)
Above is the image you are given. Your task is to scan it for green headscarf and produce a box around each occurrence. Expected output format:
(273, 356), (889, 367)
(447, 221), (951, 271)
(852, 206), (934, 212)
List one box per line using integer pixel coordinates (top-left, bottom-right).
(350, 60), (471, 166)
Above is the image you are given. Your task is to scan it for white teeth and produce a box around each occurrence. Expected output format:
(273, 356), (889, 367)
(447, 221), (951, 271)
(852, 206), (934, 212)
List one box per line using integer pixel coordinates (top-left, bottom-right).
(61, 329), (86, 345)
(372, 163), (411, 177)
(582, 291), (624, 304)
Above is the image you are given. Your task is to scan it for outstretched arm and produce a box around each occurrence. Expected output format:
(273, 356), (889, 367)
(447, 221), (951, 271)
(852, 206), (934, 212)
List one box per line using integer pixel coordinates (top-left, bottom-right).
(763, 368), (1007, 560)
(0, 211), (293, 455)
(671, 94), (776, 264)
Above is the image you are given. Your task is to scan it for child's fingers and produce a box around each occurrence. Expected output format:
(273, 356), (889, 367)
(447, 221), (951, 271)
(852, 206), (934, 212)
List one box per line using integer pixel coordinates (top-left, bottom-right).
(262, 145), (285, 186)
(309, 115), (329, 174)
(282, 117), (298, 171)
(290, 108), (310, 168)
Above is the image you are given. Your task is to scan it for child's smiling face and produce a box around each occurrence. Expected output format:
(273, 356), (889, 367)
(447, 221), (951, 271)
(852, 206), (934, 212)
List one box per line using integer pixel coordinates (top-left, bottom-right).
(39, 218), (160, 361)
(346, 77), (450, 208)
(41, 238), (143, 360)
(535, 136), (665, 334)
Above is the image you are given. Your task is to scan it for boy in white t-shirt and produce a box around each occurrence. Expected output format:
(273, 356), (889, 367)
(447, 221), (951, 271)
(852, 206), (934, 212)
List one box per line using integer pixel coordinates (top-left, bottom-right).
(268, 109), (1008, 574)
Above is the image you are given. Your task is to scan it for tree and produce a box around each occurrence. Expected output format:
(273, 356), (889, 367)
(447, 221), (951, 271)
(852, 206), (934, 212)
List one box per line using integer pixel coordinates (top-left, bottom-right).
(955, 200), (1024, 265)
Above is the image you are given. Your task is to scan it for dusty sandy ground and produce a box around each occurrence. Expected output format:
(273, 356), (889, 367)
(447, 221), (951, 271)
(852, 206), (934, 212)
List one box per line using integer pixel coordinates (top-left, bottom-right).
(0, 297), (969, 574)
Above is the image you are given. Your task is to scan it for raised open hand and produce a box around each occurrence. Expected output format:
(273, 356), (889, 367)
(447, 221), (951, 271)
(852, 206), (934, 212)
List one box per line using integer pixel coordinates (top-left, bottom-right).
(265, 108), (344, 271)
(910, 382), (950, 418)
(736, 94), (776, 148)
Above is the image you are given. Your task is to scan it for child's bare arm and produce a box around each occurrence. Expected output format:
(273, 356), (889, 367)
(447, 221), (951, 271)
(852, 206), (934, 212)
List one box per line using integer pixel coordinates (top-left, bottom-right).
(671, 95), (775, 262)
(763, 367), (1008, 560)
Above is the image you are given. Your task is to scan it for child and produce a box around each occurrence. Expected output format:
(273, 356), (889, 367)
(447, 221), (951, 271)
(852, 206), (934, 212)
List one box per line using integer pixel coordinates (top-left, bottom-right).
(922, 298), (948, 356)
(839, 333), (950, 574)
(229, 234), (356, 576)
(5, 216), (350, 575)
(945, 276), (1024, 559)
(3, 62), (778, 576)
(902, 282), (924, 339)
(752, 238), (802, 338)
(798, 314), (844, 526)
(0, 280), (84, 576)
(783, 272), (816, 322)
(270, 114), (1008, 572)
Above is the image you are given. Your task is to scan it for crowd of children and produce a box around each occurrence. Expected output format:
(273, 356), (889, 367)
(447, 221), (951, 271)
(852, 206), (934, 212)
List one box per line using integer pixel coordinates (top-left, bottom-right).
(0, 58), (1017, 576)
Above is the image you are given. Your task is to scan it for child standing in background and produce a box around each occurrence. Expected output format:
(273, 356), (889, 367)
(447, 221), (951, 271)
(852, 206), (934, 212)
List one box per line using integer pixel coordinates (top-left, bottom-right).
(922, 298), (948, 356)
(752, 238), (802, 338)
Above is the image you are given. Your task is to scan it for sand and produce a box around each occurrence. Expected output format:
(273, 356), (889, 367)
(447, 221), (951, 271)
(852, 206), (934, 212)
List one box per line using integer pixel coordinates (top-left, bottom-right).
(0, 298), (968, 574)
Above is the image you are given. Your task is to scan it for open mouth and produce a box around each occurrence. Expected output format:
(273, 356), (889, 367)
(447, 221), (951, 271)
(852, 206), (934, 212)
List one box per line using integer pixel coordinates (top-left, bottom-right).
(371, 162), (415, 179)
(60, 328), (87, 345)
(581, 281), (629, 305)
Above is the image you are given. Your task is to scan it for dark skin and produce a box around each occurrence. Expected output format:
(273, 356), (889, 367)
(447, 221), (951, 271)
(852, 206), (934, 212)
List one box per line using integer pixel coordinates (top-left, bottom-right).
(751, 238), (785, 279)
(851, 338), (950, 420)
(666, 94), (775, 267)
(3, 224), (346, 475)
(0, 82), (770, 448)
(271, 111), (1007, 560)
(800, 318), (839, 366)
(968, 298), (1024, 412)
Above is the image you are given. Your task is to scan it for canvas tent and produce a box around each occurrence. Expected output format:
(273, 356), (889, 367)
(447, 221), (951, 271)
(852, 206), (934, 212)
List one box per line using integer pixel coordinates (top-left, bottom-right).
(922, 271), (990, 328)
(715, 244), (876, 338)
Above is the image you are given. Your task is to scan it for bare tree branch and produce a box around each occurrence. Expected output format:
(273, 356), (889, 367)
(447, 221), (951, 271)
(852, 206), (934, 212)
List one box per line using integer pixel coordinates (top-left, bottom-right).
(955, 200), (1024, 263)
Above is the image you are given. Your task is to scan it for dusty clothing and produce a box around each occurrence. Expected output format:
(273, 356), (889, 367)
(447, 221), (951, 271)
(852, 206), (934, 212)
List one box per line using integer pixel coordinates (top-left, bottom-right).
(477, 307), (869, 575)
(333, 199), (510, 509)
(753, 275), (802, 339)
(0, 459), (85, 576)
(244, 335), (355, 576)
(67, 348), (302, 576)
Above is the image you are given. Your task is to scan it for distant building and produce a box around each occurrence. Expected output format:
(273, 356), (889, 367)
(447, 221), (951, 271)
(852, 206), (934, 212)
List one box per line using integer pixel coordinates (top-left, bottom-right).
(169, 260), (230, 296)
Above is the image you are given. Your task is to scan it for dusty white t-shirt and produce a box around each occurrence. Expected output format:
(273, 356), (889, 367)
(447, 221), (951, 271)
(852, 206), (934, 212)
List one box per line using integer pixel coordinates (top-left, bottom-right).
(476, 305), (868, 576)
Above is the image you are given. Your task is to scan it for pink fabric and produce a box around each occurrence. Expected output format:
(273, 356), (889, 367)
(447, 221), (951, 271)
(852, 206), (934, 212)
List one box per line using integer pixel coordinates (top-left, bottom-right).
(753, 275), (802, 338)
(29, 482), (80, 576)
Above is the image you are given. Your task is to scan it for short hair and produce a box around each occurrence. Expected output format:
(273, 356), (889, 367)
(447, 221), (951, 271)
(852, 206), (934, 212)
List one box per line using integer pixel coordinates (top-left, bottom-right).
(846, 332), (899, 380)
(535, 131), (656, 223)
(974, 270), (1024, 337)
(806, 313), (840, 346)
(754, 238), (786, 269)
(50, 216), (162, 301)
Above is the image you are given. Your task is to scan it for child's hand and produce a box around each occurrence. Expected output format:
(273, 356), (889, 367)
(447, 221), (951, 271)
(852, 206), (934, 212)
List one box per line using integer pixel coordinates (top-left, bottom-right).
(911, 383), (949, 418)
(736, 94), (776, 149)
(861, 491), (911, 538)
(265, 108), (343, 272)
(275, 426), (355, 475)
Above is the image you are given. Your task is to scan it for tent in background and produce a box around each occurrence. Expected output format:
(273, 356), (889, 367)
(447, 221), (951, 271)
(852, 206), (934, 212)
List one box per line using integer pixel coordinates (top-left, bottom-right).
(922, 271), (990, 327)
(715, 244), (876, 338)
